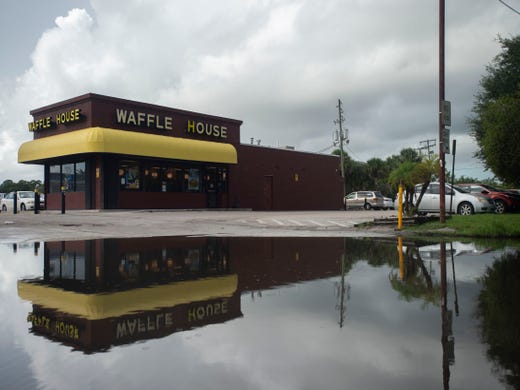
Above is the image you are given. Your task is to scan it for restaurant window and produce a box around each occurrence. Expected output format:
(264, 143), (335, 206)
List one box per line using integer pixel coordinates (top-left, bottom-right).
(48, 161), (86, 193)
(147, 165), (162, 192)
(186, 168), (200, 192)
(62, 163), (74, 191)
(49, 165), (61, 193)
(75, 162), (86, 192)
(119, 160), (141, 190)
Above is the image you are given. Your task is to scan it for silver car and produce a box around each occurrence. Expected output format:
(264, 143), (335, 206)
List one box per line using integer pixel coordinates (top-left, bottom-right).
(414, 183), (494, 215)
(344, 191), (385, 210)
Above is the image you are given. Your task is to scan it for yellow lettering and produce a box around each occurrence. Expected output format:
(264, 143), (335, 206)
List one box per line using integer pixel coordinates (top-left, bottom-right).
(187, 120), (195, 133)
(187, 308), (197, 322)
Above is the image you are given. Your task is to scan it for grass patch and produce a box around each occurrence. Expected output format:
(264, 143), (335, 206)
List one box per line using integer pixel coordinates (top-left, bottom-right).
(404, 213), (520, 238)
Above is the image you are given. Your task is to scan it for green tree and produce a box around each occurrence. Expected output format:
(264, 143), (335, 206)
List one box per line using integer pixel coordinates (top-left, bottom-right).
(469, 35), (520, 186)
(477, 250), (520, 388)
(388, 157), (439, 215)
(0, 179), (43, 193)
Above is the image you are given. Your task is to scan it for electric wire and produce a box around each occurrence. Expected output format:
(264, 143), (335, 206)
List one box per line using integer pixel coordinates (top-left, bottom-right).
(498, 0), (520, 15)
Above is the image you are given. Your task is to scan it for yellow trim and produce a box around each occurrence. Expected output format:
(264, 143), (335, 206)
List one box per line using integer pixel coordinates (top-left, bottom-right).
(18, 274), (238, 320)
(18, 127), (238, 164)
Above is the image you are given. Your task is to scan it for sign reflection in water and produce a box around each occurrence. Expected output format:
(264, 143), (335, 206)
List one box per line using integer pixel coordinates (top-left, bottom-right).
(7, 236), (519, 389)
(18, 237), (241, 353)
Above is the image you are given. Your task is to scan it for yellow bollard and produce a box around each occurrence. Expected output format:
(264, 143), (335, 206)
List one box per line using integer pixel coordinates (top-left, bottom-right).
(398, 235), (404, 280)
(397, 184), (403, 230)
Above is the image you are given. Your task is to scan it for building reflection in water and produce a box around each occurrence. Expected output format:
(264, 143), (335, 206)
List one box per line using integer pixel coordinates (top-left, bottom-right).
(19, 237), (357, 354)
(18, 237), (241, 353)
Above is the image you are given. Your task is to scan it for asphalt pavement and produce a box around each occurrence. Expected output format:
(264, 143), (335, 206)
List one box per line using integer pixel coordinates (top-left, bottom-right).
(0, 209), (399, 242)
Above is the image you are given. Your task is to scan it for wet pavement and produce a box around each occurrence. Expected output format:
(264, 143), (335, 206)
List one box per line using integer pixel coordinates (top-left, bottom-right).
(0, 209), (399, 242)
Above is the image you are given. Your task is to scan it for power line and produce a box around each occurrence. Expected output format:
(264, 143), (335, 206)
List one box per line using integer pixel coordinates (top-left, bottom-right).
(498, 0), (520, 15)
(315, 144), (335, 153)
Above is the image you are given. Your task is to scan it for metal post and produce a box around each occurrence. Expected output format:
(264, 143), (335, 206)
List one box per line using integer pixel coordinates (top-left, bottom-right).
(61, 191), (66, 214)
(34, 191), (40, 214)
(449, 140), (456, 214)
(13, 192), (17, 215)
(438, 0), (446, 223)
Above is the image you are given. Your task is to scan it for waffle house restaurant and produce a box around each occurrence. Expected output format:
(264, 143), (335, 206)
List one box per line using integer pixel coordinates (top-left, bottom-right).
(19, 93), (343, 210)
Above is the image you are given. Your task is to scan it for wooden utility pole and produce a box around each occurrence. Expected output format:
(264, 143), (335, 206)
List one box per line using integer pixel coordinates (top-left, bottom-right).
(335, 99), (348, 203)
(438, 0), (446, 222)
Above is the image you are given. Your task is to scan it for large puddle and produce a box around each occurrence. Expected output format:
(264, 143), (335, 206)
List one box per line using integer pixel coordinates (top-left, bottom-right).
(1, 236), (519, 389)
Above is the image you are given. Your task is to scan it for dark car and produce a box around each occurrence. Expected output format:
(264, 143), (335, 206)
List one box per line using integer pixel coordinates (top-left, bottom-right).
(458, 183), (520, 214)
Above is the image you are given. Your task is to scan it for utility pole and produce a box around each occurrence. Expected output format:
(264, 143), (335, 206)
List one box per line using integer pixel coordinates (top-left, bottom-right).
(417, 139), (437, 158)
(334, 99), (348, 203)
(438, 0), (446, 223)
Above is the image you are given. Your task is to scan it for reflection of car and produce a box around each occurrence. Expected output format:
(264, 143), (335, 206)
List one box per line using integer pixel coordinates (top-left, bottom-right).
(383, 197), (394, 210)
(458, 183), (520, 214)
(344, 191), (385, 210)
(414, 183), (494, 215)
(1, 191), (36, 212)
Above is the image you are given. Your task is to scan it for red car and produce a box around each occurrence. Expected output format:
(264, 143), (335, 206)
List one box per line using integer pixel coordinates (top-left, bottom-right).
(459, 183), (520, 214)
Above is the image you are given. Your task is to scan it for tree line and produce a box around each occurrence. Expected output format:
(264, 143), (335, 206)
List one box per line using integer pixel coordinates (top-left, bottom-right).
(0, 179), (43, 194)
(333, 147), (496, 199)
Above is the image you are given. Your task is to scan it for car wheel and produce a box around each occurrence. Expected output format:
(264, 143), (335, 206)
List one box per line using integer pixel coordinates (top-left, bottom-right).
(20, 203), (26, 211)
(364, 203), (372, 210)
(1, 205), (6, 212)
(494, 199), (506, 214)
(457, 202), (474, 215)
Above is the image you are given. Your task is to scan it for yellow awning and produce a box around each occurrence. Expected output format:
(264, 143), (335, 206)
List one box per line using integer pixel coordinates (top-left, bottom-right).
(18, 274), (238, 320)
(18, 127), (237, 164)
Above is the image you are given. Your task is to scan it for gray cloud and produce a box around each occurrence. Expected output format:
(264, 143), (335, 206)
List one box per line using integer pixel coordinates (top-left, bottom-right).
(0, 0), (518, 182)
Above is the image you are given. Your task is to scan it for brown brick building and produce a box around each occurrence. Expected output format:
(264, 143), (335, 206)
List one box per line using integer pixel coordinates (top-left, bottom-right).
(19, 93), (343, 210)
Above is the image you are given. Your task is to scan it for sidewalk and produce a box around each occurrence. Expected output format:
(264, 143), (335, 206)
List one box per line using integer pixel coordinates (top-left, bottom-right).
(0, 209), (399, 242)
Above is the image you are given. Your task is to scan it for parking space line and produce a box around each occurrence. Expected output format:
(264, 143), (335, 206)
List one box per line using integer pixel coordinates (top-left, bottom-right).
(328, 220), (347, 227)
(308, 220), (325, 227)
(288, 219), (304, 226)
(271, 219), (285, 225)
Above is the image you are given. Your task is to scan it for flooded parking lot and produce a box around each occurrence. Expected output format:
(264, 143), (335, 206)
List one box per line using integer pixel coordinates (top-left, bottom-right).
(1, 236), (519, 389)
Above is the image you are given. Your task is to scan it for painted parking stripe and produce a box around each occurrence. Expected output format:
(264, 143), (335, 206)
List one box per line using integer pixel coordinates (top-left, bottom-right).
(328, 220), (348, 227)
(308, 220), (325, 227)
(288, 219), (304, 226)
(272, 219), (285, 225)
(257, 219), (266, 224)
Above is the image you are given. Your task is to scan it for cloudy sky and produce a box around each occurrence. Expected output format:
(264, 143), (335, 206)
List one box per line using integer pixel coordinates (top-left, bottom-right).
(0, 0), (519, 183)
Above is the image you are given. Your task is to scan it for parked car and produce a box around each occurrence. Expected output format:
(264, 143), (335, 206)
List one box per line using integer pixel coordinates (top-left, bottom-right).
(458, 183), (520, 214)
(383, 197), (394, 210)
(1, 191), (37, 212)
(344, 191), (385, 210)
(413, 182), (494, 215)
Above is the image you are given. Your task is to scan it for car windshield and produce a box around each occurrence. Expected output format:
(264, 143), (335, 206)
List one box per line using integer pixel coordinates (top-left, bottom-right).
(18, 191), (34, 198)
(452, 185), (470, 194)
(374, 191), (383, 197)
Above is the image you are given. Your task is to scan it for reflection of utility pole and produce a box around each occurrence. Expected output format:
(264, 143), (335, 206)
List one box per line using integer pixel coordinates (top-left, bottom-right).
(335, 239), (350, 328)
(450, 242), (459, 316)
(334, 99), (348, 203)
(440, 241), (455, 390)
